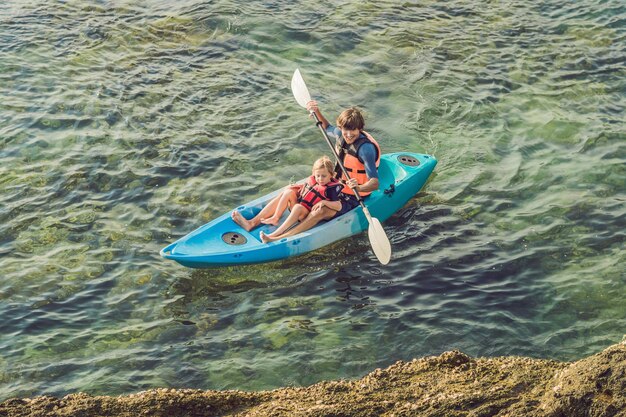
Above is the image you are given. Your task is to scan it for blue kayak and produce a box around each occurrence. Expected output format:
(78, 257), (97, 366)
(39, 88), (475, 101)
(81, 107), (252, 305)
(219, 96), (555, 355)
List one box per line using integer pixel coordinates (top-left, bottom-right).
(160, 152), (437, 268)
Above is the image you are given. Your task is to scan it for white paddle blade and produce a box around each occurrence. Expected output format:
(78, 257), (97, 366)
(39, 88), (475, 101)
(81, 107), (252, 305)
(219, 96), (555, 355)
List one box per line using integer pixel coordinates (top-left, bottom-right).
(368, 217), (391, 265)
(291, 68), (311, 109)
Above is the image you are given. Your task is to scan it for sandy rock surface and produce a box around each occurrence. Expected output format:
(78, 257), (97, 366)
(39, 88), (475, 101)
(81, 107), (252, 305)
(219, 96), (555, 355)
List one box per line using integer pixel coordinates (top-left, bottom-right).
(2, 341), (624, 417)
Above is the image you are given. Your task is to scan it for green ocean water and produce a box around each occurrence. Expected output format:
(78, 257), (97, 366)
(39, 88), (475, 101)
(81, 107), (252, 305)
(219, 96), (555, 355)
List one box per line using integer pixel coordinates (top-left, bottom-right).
(0, 0), (624, 399)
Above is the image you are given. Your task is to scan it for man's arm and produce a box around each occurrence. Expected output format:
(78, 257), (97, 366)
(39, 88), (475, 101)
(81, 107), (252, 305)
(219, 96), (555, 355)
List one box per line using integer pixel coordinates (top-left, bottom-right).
(356, 177), (379, 194)
(355, 143), (379, 194)
(306, 100), (331, 130)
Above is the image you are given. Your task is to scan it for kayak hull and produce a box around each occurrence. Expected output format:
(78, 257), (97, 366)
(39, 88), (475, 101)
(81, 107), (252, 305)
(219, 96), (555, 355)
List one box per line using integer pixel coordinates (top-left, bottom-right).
(160, 152), (436, 268)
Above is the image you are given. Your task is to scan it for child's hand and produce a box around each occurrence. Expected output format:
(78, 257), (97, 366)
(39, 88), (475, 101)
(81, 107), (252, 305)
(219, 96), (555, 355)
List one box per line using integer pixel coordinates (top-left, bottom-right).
(311, 201), (325, 214)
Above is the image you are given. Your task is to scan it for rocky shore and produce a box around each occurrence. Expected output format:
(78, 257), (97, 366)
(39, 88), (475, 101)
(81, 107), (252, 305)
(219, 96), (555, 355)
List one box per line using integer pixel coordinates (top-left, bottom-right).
(2, 340), (624, 417)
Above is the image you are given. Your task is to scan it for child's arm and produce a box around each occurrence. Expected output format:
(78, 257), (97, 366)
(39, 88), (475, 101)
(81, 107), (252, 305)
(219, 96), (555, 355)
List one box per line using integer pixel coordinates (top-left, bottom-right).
(319, 183), (344, 212)
(319, 200), (341, 212)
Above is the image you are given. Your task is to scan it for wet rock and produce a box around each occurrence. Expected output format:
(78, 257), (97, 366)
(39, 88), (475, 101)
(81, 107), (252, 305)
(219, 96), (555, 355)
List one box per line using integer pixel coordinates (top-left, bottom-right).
(539, 342), (626, 416)
(1, 341), (624, 417)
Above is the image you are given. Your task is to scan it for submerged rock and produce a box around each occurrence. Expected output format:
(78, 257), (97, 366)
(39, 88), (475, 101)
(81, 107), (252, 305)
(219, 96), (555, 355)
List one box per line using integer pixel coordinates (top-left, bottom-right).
(2, 341), (624, 417)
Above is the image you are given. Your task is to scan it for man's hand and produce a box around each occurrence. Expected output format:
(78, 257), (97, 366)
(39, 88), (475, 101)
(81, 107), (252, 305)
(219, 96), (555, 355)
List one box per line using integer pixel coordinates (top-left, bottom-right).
(346, 178), (359, 191)
(306, 100), (319, 113)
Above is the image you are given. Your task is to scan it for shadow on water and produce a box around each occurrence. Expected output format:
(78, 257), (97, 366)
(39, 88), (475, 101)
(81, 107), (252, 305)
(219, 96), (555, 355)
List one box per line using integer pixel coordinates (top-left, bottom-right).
(161, 234), (367, 303)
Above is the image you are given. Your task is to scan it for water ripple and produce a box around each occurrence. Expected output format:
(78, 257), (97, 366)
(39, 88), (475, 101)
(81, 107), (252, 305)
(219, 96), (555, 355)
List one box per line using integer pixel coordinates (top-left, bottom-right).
(0, 0), (624, 400)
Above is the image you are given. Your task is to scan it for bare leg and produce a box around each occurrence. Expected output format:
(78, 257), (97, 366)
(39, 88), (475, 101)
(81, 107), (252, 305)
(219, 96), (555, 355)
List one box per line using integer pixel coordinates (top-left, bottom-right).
(267, 206), (336, 240)
(231, 210), (255, 231)
(272, 204), (308, 236)
(261, 204), (309, 243)
(231, 192), (284, 231)
(261, 189), (298, 226)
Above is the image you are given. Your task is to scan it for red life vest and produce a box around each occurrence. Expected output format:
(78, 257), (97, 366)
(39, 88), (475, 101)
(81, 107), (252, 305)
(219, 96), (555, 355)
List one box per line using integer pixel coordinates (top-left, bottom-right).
(337, 131), (381, 196)
(298, 175), (340, 211)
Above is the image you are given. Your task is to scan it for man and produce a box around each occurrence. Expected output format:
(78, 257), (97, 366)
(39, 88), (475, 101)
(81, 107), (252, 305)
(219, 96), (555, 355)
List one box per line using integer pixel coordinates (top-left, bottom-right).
(266, 100), (381, 240)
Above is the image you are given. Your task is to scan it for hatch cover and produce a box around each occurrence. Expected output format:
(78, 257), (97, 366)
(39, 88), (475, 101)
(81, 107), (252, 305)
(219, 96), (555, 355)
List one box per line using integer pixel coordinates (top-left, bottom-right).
(397, 155), (420, 166)
(222, 232), (247, 245)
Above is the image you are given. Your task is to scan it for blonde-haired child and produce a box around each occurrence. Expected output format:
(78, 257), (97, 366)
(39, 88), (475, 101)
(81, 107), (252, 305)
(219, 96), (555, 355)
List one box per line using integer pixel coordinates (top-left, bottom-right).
(231, 156), (343, 241)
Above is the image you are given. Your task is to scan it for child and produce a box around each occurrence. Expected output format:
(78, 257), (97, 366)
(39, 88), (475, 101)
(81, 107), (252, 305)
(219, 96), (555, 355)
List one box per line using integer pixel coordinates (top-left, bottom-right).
(231, 156), (343, 236)
(259, 156), (343, 243)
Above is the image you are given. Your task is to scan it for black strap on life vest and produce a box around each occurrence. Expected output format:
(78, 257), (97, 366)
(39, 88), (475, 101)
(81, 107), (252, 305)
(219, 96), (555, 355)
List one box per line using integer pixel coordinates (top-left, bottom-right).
(334, 133), (377, 176)
(334, 136), (347, 177)
(301, 183), (326, 202)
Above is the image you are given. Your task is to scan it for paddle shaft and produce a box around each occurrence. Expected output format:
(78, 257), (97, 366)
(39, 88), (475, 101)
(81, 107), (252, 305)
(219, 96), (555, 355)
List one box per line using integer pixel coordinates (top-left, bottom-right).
(309, 111), (367, 206)
(291, 69), (390, 263)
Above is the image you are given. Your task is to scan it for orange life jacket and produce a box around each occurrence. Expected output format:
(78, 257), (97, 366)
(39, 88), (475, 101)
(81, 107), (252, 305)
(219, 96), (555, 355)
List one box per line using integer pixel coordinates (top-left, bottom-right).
(298, 175), (341, 211)
(336, 131), (381, 196)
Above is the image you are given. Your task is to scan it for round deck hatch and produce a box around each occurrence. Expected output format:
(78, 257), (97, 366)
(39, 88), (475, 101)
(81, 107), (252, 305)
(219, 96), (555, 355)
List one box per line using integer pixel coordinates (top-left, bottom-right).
(397, 155), (420, 166)
(222, 232), (247, 245)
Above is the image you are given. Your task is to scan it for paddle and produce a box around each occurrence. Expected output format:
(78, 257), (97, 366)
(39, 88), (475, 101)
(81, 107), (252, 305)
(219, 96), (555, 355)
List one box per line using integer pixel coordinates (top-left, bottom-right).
(290, 68), (392, 265)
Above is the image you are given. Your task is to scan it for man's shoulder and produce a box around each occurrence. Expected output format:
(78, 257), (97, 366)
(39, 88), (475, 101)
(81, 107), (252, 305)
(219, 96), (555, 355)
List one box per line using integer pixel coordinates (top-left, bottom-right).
(357, 141), (377, 160)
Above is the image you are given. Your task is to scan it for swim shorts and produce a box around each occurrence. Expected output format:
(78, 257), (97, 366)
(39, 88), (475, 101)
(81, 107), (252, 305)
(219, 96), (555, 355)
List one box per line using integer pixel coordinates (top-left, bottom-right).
(333, 194), (360, 218)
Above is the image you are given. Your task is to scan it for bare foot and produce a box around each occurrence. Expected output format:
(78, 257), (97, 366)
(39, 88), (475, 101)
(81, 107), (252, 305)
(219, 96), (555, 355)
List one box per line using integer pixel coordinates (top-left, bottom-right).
(260, 231), (277, 244)
(260, 216), (279, 226)
(231, 210), (253, 231)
